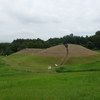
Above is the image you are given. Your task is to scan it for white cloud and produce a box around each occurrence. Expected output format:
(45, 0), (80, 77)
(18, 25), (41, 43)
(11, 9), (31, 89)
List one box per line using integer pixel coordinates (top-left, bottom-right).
(2, 0), (62, 24)
(59, 28), (72, 34)
(13, 11), (62, 24)
(0, 0), (100, 42)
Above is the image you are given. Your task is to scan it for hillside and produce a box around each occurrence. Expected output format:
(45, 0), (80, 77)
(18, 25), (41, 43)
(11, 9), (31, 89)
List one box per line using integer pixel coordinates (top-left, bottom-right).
(3, 44), (100, 72)
(17, 44), (100, 57)
(36, 44), (99, 57)
(67, 44), (99, 57)
(36, 45), (66, 57)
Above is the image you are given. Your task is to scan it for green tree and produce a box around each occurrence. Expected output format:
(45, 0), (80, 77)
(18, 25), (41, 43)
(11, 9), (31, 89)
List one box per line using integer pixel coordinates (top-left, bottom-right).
(85, 41), (94, 49)
(95, 31), (100, 36)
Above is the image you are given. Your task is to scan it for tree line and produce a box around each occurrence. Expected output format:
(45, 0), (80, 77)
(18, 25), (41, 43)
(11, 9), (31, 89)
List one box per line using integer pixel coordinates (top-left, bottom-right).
(0, 31), (100, 56)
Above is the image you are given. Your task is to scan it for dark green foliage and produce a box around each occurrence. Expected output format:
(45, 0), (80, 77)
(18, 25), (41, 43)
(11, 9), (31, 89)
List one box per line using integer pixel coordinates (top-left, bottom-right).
(85, 41), (95, 49)
(0, 30), (100, 55)
(95, 31), (100, 36)
(55, 66), (67, 72)
(0, 43), (13, 56)
(0, 38), (51, 55)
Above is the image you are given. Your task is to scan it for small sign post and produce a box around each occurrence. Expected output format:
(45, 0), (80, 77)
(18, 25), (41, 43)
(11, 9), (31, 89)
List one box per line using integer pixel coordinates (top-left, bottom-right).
(48, 66), (51, 71)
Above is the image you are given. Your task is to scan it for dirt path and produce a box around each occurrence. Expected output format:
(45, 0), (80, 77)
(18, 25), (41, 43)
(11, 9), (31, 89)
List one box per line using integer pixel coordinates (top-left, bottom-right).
(60, 47), (68, 65)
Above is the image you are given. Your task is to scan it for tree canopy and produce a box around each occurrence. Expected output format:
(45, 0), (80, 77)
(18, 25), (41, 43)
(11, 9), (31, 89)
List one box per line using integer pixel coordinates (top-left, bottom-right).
(0, 31), (100, 56)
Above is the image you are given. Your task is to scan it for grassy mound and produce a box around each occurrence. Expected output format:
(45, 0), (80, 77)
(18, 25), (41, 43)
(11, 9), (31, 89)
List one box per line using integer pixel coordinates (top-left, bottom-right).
(3, 44), (100, 73)
(4, 53), (63, 72)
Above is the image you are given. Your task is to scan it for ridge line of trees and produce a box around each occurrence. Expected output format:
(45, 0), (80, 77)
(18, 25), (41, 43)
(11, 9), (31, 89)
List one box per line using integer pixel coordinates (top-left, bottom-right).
(0, 31), (100, 55)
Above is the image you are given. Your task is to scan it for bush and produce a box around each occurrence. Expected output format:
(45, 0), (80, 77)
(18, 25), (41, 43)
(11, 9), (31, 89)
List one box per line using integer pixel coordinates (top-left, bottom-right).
(55, 66), (72, 72)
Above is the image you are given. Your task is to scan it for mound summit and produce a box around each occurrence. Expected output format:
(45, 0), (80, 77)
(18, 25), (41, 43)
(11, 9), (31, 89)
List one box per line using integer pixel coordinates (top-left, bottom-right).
(17, 44), (100, 57)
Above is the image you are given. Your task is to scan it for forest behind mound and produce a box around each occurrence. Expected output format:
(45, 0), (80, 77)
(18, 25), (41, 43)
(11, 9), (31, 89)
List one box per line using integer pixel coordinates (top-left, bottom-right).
(0, 31), (100, 55)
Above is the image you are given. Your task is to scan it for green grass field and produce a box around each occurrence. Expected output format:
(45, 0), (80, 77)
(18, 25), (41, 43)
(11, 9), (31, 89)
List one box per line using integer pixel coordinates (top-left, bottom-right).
(1, 56), (100, 100)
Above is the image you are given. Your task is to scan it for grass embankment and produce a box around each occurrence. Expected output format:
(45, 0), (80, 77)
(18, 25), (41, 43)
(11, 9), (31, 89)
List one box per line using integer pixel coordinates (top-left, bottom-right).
(56, 54), (100, 72)
(1, 56), (100, 100)
(64, 54), (100, 65)
(4, 53), (63, 72)
(55, 61), (100, 72)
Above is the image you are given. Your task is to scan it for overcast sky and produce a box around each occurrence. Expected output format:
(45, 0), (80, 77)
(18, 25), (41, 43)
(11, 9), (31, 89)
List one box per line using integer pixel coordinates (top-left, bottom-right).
(0, 0), (100, 42)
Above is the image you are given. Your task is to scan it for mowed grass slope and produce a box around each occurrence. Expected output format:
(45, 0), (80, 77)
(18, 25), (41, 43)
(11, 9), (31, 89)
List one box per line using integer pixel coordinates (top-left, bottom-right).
(56, 54), (100, 72)
(56, 61), (100, 72)
(4, 53), (63, 72)
(64, 54), (100, 65)
(1, 56), (100, 100)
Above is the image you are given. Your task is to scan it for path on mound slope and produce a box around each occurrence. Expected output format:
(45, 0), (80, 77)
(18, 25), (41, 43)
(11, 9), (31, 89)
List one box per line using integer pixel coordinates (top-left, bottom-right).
(36, 44), (100, 65)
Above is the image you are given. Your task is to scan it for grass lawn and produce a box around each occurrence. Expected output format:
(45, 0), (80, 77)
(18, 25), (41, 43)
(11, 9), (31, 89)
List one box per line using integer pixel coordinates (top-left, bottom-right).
(1, 56), (100, 100)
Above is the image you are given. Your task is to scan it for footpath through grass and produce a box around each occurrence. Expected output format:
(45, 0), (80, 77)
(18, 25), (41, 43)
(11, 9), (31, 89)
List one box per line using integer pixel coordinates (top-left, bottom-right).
(1, 56), (100, 99)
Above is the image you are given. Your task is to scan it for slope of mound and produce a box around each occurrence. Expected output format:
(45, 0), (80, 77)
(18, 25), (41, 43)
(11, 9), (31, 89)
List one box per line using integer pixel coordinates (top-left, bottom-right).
(17, 48), (44, 54)
(4, 53), (63, 72)
(36, 44), (99, 57)
(36, 45), (67, 57)
(67, 44), (100, 57)
(17, 44), (99, 58)
(64, 54), (100, 65)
